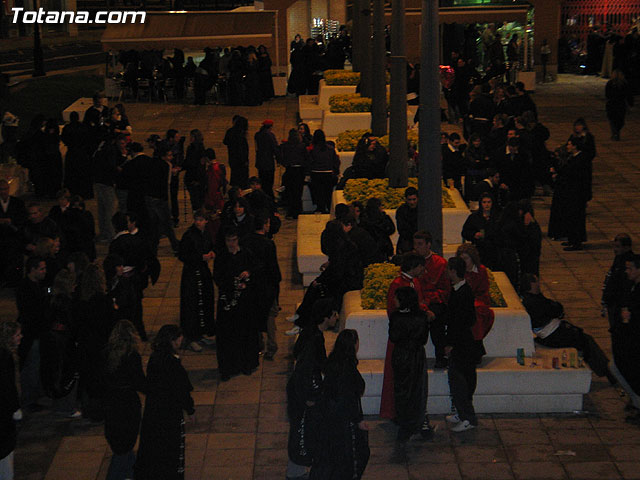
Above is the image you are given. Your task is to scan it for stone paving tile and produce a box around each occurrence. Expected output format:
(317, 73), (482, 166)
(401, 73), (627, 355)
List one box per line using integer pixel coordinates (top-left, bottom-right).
(7, 75), (640, 479)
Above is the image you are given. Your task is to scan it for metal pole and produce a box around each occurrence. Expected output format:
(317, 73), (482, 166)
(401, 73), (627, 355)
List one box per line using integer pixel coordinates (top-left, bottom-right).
(418, 0), (442, 254)
(33, 0), (45, 77)
(388, 0), (407, 188)
(370, 0), (386, 136)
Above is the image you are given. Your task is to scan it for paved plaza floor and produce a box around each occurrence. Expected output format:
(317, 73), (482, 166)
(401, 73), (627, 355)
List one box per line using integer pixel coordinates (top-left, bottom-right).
(3, 74), (640, 480)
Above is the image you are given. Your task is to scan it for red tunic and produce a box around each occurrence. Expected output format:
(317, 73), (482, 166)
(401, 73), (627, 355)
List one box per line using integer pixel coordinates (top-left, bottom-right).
(380, 273), (430, 419)
(418, 253), (451, 306)
(204, 162), (226, 212)
(465, 264), (495, 339)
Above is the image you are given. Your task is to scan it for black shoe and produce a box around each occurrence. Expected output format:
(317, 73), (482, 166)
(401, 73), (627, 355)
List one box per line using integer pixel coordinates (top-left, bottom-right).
(434, 358), (448, 369)
(564, 244), (584, 251)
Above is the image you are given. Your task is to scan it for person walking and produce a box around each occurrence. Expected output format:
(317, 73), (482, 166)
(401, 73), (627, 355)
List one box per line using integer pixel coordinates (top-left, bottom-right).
(254, 120), (280, 198)
(605, 69), (633, 141)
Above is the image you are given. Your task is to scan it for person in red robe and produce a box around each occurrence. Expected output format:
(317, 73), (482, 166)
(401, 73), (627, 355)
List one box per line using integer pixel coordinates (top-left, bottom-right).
(414, 230), (451, 368)
(456, 243), (494, 349)
(203, 148), (227, 212)
(380, 253), (434, 423)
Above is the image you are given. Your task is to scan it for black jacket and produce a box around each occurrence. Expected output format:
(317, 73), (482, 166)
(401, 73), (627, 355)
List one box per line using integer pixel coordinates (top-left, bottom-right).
(255, 127), (280, 171)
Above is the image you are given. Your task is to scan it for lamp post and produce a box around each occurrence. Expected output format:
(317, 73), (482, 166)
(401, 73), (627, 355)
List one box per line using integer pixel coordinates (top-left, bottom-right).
(418, 0), (442, 253)
(33, 0), (45, 77)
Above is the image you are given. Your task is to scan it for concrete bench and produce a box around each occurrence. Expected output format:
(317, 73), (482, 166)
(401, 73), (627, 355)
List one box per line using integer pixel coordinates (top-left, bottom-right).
(358, 352), (592, 415)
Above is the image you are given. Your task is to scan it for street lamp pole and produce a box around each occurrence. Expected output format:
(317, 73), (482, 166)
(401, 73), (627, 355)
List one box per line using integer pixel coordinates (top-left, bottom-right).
(33, 0), (46, 77)
(418, 0), (442, 253)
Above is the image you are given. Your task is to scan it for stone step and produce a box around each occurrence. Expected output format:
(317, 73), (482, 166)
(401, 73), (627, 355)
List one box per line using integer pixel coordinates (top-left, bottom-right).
(358, 354), (592, 415)
(298, 95), (323, 122)
(342, 272), (536, 359)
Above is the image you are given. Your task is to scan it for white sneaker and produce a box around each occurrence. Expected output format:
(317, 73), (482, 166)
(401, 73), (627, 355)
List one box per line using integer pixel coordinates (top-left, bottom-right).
(285, 326), (301, 336)
(67, 410), (83, 419)
(287, 313), (299, 323)
(451, 420), (475, 432)
(445, 414), (460, 424)
(188, 341), (203, 352)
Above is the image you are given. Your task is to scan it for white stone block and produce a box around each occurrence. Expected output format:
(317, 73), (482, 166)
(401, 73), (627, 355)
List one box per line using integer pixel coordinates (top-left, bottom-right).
(62, 97), (93, 123)
(342, 272), (535, 360)
(317, 80), (357, 110)
(296, 214), (330, 286)
(298, 95), (323, 123)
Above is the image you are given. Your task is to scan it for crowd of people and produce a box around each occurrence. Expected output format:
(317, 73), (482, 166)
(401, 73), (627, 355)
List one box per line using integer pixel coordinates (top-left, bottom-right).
(115, 45), (278, 106)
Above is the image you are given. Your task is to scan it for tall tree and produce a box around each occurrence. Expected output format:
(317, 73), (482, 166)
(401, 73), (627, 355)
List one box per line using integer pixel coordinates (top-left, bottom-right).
(387, 0), (408, 187)
(370, 0), (387, 136)
(418, 0), (442, 254)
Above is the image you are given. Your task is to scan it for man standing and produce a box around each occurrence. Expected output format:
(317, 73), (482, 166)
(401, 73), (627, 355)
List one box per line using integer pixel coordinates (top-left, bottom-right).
(242, 211), (281, 360)
(395, 187), (418, 255)
(16, 256), (48, 409)
(445, 256), (481, 432)
(254, 120), (280, 198)
(441, 133), (464, 190)
(83, 92), (109, 155)
(93, 136), (120, 242)
(414, 231), (451, 369)
(143, 144), (180, 255)
(602, 234), (634, 328)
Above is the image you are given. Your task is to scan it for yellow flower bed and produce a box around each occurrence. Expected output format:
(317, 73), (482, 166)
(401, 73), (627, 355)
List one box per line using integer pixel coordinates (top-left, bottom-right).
(336, 129), (419, 152)
(343, 178), (455, 209)
(361, 263), (399, 309)
(324, 69), (361, 86)
(329, 94), (372, 113)
(361, 263), (507, 309)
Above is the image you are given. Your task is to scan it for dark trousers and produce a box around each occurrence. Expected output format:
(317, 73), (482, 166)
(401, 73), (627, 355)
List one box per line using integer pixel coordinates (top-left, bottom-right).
(145, 196), (179, 253)
(567, 202), (587, 247)
(428, 303), (448, 361)
(186, 182), (204, 212)
(284, 166), (305, 218)
(170, 174), (180, 221)
(535, 321), (610, 378)
(448, 354), (478, 425)
(258, 168), (275, 198)
(230, 165), (249, 189)
(310, 171), (334, 213)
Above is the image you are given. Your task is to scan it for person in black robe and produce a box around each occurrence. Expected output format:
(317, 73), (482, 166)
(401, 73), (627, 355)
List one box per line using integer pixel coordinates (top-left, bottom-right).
(0, 322), (22, 479)
(178, 210), (215, 352)
(280, 128), (309, 219)
(462, 193), (500, 270)
(104, 320), (146, 480)
(40, 119), (63, 199)
(567, 118), (596, 202)
(360, 198), (396, 263)
(288, 42), (306, 96)
(75, 264), (115, 421)
(521, 273), (613, 381)
(309, 329), (369, 480)
(395, 187), (419, 255)
(605, 69), (634, 141)
(213, 227), (258, 381)
(242, 211), (281, 360)
(254, 120), (280, 198)
(257, 45), (275, 100)
(602, 234), (635, 329)
(549, 139), (589, 251)
(62, 112), (93, 199)
(183, 129), (206, 212)
(286, 299), (338, 479)
(223, 116), (250, 189)
(104, 254), (137, 325)
(389, 287), (430, 442)
(135, 325), (194, 480)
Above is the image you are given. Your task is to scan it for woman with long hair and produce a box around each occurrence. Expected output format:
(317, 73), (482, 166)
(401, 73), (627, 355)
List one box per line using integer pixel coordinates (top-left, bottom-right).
(461, 193), (500, 270)
(310, 329), (369, 480)
(360, 197), (396, 263)
(75, 264), (115, 421)
(456, 243), (494, 346)
(0, 321), (22, 480)
(135, 325), (194, 480)
(104, 320), (146, 480)
(183, 129), (206, 212)
(40, 269), (81, 418)
(223, 116), (250, 189)
(309, 129), (340, 214)
(280, 128), (310, 219)
(605, 69), (634, 141)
